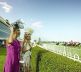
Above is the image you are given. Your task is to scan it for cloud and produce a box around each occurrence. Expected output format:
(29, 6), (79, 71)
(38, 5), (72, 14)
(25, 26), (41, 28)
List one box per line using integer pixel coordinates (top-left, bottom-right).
(0, 2), (12, 13)
(31, 21), (43, 29)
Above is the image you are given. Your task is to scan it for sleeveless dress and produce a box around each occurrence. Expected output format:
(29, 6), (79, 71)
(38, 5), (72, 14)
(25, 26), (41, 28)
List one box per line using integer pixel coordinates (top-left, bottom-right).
(4, 39), (21, 72)
(22, 43), (31, 67)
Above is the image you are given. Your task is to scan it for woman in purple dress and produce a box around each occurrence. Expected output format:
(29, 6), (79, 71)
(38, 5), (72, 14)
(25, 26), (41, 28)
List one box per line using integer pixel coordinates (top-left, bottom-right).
(4, 25), (21, 72)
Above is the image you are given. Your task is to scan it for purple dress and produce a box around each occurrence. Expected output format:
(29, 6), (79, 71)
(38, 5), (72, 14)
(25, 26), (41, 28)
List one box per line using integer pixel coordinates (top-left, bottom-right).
(4, 39), (21, 72)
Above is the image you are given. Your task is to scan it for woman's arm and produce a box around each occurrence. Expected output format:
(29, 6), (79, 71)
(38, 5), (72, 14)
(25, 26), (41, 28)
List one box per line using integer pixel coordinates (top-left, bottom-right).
(6, 26), (14, 46)
(29, 43), (32, 51)
(20, 41), (23, 54)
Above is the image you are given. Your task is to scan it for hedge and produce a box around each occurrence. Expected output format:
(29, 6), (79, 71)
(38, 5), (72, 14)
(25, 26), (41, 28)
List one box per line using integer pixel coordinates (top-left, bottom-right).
(31, 46), (81, 72)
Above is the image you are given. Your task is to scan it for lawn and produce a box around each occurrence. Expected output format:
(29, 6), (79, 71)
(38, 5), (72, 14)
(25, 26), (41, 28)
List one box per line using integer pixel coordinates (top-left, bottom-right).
(0, 47), (6, 72)
(1, 46), (81, 72)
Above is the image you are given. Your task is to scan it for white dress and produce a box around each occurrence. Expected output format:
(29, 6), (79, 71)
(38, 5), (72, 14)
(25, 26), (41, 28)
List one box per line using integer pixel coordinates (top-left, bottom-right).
(22, 42), (31, 67)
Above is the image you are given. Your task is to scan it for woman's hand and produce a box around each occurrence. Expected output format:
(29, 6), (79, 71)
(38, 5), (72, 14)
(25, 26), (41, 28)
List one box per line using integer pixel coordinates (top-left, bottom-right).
(10, 25), (14, 33)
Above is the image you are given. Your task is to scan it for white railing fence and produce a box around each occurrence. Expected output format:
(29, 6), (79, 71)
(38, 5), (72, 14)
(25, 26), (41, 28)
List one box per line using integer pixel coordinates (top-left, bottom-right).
(37, 44), (81, 63)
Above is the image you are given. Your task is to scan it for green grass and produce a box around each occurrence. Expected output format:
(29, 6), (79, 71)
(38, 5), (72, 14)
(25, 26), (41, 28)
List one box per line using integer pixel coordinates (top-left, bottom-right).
(0, 47), (6, 72)
(1, 46), (81, 72)
(31, 46), (81, 72)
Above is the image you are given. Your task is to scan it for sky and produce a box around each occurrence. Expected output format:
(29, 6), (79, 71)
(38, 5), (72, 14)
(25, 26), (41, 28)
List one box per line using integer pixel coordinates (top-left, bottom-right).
(0, 0), (81, 42)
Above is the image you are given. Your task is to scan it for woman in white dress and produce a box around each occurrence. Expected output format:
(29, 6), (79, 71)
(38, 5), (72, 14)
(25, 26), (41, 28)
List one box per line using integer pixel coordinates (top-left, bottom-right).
(22, 32), (32, 72)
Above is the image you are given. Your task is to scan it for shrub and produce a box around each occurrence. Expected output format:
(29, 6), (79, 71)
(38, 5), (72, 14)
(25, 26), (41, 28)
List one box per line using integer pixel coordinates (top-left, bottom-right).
(31, 46), (81, 72)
